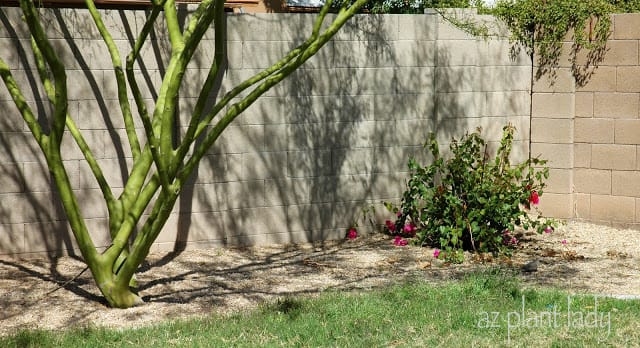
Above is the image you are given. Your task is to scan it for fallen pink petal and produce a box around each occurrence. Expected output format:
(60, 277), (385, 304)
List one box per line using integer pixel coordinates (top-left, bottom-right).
(393, 236), (408, 246)
(433, 249), (440, 258)
(347, 228), (357, 240)
(385, 220), (396, 232)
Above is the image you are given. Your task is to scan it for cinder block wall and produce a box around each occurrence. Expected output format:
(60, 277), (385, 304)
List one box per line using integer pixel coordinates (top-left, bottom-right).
(533, 14), (640, 227)
(0, 8), (532, 256)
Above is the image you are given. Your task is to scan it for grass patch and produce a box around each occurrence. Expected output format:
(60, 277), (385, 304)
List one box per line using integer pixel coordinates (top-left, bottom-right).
(3, 268), (639, 347)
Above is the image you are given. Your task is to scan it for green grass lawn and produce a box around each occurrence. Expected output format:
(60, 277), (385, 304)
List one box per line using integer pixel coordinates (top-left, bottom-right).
(3, 268), (639, 347)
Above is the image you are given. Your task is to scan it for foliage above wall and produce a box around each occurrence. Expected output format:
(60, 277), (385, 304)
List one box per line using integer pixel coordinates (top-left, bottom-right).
(493, 0), (640, 86)
(332, 0), (482, 14)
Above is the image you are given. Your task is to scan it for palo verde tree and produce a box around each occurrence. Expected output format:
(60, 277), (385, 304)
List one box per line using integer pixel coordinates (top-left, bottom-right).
(0, 0), (368, 308)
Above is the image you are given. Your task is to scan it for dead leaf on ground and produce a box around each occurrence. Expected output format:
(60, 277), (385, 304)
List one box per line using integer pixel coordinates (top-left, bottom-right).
(561, 251), (584, 261)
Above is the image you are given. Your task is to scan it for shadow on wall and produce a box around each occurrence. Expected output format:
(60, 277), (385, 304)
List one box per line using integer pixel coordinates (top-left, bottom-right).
(178, 14), (504, 247)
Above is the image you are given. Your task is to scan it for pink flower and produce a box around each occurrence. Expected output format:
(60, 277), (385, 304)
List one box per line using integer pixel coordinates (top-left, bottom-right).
(561, 239), (567, 245)
(403, 223), (417, 236)
(393, 236), (408, 246)
(385, 220), (396, 232)
(347, 228), (357, 240)
(511, 237), (518, 245)
(396, 211), (402, 217)
(529, 191), (540, 205)
(433, 249), (440, 258)
(544, 226), (553, 234)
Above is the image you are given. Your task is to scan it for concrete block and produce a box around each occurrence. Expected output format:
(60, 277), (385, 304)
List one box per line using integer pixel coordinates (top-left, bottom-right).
(0, 163), (23, 193)
(264, 125), (289, 152)
(481, 66), (532, 92)
(26, 160), (79, 193)
(574, 193), (591, 220)
(396, 66), (436, 93)
(373, 93), (435, 121)
(60, 129), (105, 161)
(545, 168), (573, 194)
(484, 91), (530, 117)
(577, 66), (616, 92)
(602, 40), (639, 66)
(530, 143), (573, 169)
(191, 180), (265, 212)
(0, 38), (25, 70)
(591, 144), (636, 170)
(188, 154), (233, 184)
(616, 67), (640, 92)
(289, 95), (374, 124)
(531, 118), (573, 144)
(0, 192), (57, 223)
(398, 14), (437, 40)
(354, 68), (398, 95)
(372, 146), (415, 174)
(22, 220), (76, 254)
(228, 14), (279, 42)
(287, 121), (373, 150)
(533, 68), (574, 93)
(436, 92), (485, 119)
(334, 14), (399, 42)
(333, 40), (399, 69)
(436, 13), (479, 40)
(157, 212), (226, 244)
(285, 203), (334, 232)
(223, 206), (288, 236)
(612, 171), (640, 197)
(574, 168), (611, 195)
(71, 188), (109, 219)
(574, 118), (614, 143)
(0, 132), (41, 163)
(0, 7), (29, 39)
(613, 13), (640, 40)
(287, 150), (333, 178)
(0, 100), (24, 131)
(79, 158), (132, 190)
(615, 119), (640, 144)
(395, 119), (433, 146)
(242, 40), (299, 69)
(334, 174), (377, 202)
(435, 66), (480, 92)
(482, 39), (531, 67)
(265, 178), (309, 206)
(574, 143), (591, 168)
(265, 176), (336, 206)
(590, 194), (635, 223)
(242, 151), (287, 180)
(532, 93), (574, 118)
(333, 149), (375, 176)
(574, 92), (594, 117)
(0, 70), (47, 102)
(436, 40), (484, 66)
(0, 223), (24, 255)
(218, 125), (264, 153)
(593, 92), (639, 119)
(537, 192), (573, 219)
(393, 40), (436, 67)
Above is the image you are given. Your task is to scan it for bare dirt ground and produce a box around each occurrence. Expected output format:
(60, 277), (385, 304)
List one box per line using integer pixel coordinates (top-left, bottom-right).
(0, 221), (638, 336)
